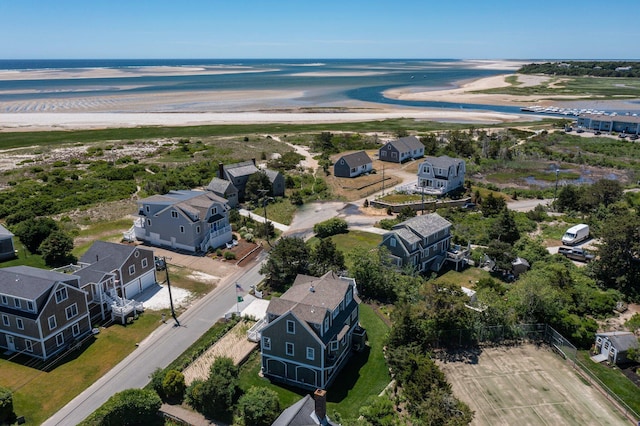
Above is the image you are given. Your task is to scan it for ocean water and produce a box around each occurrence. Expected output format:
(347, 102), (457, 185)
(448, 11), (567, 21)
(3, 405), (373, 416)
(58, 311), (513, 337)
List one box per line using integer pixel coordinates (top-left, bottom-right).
(0, 59), (522, 113)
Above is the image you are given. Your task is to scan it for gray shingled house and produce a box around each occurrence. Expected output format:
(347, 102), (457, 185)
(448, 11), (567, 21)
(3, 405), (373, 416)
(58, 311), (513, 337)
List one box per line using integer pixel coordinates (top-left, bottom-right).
(378, 135), (424, 163)
(261, 272), (365, 390)
(132, 190), (232, 253)
(0, 266), (91, 360)
(379, 213), (453, 273)
(334, 151), (373, 178)
(206, 177), (239, 208)
(0, 224), (16, 261)
(217, 160), (285, 201)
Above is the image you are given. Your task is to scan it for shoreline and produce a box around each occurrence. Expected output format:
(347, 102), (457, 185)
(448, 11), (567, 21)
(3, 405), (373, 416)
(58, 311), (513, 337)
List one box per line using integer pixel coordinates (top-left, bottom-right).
(0, 110), (532, 132)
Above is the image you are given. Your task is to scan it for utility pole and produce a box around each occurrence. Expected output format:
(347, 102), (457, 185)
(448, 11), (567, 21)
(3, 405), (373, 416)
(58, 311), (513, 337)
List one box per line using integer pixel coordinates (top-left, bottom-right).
(382, 165), (385, 195)
(421, 185), (425, 214)
(163, 256), (180, 327)
(554, 169), (560, 210)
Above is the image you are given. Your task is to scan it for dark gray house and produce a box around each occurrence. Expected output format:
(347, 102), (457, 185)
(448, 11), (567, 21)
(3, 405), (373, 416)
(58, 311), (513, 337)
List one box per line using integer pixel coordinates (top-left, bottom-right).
(218, 161), (285, 201)
(334, 151), (373, 178)
(131, 190), (232, 253)
(0, 266), (91, 360)
(380, 213), (452, 273)
(206, 177), (239, 208)
(379, 135), (424, 163)
(261, 272), (365, 390)
(0, 224), (16, 261)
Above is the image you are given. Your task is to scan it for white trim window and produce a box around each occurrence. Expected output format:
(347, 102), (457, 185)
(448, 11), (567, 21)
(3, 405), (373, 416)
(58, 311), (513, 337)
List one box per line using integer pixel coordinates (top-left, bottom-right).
(324, 317), (329, 333)
(389, 237), (396, 248)
(141, 258), (148, 269)
(285, 342), (294, 356)
(171, 210), (178, 218)
(48, 315), (57, 330)
(16, 318), (24, 330)
(262, 336), (271, 350)
(72, 322), (81, 337)
(66, 303), (78, 320)
(330, 341), (339, 351)
(1, 295), (7, 305)
(56, 333), (64, 347)
(25, 340), (33, 352)
(306, 347), (315, 360)
(14, 299), (21, 309)
(147, 219), (152, 226)
(129, 265), (135, 275)
(2, 315), (9, 327)
(286, 320), (295, 334)
(27, 301), (34, 312)
(180, 225), (185, 233)
(55, 287), (68, 303)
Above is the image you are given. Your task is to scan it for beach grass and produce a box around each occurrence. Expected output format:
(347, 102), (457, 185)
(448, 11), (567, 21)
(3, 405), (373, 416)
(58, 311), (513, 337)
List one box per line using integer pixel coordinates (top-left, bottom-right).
(477, 76), (640, 99)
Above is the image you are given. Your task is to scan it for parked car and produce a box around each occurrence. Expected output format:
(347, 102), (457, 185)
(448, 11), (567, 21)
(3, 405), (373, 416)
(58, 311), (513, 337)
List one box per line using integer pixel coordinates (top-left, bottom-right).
(594, 131), (602, 135)
(558, 247), (595, 262)
(630, 134), (639, 141)
(154, 256), (166, 271)
(462, 202), (477, 210)
(562, 224), (589, 245)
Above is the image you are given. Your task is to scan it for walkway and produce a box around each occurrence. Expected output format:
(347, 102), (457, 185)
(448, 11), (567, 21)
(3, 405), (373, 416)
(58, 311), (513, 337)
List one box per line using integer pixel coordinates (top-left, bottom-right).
(238, 208), (290, 232)
(161, 404), (226, 426)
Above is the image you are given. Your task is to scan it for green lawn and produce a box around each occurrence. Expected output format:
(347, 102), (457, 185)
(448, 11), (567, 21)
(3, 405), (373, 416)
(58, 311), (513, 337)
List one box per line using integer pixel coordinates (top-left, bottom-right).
(433, 267), (493, 289)
(238, 304), (391, 420)
(307, 230), (382, 271)
(576, 351), (640, 417)
(0, 313), (162, 425)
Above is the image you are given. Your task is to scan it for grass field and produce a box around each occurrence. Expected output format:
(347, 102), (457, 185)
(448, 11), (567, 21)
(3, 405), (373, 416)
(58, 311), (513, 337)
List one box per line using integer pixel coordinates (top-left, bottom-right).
(439, 344), (629, 426)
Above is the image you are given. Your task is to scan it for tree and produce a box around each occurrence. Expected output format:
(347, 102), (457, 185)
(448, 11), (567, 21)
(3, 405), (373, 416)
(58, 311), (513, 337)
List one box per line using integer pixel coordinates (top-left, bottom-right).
(592, 210), (640, 299)
(260, 237), (310, 291)
(485, 240), (516, 272)
(12, 217), (59, 253)
(39, 229), (76, 267)
(290, 191), (303, 205)
(488, 208), (520, 244)
(556, 185), (580, 212)
(82, 388), (162, 426)
(310, 238), (346, 276)
(186, 357), (239, 421)
(481, 193), (506, 217)
(349, 246), (399, 302)
(358, 396), (400, 426)
(397, 206), (416, 222)
(245, 171), (272, 202)
(236, 387), (280, 426)
(421, 134), (438, 156)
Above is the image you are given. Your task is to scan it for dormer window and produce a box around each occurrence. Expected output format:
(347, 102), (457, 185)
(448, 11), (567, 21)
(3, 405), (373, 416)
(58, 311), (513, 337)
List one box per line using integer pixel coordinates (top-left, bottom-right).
(1, 295), (7, 305)
(211, 207), (217, 215)
(14, 299), (21, 309)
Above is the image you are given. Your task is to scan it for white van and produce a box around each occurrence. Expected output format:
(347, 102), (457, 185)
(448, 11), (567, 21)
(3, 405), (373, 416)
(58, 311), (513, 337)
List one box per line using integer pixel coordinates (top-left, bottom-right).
(562, 224), (590, 245)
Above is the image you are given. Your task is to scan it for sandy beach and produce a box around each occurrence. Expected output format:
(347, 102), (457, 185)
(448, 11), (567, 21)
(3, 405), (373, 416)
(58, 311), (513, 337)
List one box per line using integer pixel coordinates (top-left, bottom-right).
(0, 62), (598, 132)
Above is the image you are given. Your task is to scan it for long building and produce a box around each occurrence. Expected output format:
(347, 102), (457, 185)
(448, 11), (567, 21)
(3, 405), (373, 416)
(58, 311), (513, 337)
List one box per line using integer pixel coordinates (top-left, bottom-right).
(576, 113), (640, 134)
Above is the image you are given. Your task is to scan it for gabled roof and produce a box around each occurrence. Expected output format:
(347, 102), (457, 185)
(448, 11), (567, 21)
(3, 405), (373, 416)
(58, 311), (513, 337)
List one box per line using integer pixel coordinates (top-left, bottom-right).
(140, 190), (228, 221)
(0, 224), (14, 238)
(386, 135), (423, 152)
(0, 266), (79, 300)
(264, 169), (282, 184)
(78, 241), (151, 285)
(337, 151), (372, 168)
(597, 332), (639, 352)
(206, 177), (237, 194)
(224, 160), (259, 179)
(391, 213), (451, 239)
(267, 272), (351, 325)
(272, 394), (338, 426)
(421, 155), (464, 169)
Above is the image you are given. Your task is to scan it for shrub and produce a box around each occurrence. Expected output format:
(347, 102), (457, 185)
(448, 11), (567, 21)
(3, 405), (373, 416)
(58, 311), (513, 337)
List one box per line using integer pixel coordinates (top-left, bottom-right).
(224, 251), (236, 260)
(236, 387), (280, 426)
(0, 386), (15, 424)
(313, 217), (348, 238)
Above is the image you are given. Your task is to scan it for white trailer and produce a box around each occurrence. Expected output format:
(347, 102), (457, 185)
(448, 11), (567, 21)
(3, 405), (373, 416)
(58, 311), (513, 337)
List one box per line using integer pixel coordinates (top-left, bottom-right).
(561, 224), (589, 245)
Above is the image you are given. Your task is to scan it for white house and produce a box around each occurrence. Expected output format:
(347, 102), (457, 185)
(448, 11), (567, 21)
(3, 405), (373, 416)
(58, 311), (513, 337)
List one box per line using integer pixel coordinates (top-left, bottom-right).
(417, 156), (466, 195)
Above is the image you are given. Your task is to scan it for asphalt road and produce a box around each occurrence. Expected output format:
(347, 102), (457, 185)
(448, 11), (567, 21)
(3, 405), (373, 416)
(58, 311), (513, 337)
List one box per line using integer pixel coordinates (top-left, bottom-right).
(43, 251), (267, 426)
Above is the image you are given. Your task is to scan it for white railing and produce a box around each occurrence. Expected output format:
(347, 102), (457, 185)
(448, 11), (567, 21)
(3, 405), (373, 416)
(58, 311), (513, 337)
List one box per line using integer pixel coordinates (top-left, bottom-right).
(247, 318), (267, 342)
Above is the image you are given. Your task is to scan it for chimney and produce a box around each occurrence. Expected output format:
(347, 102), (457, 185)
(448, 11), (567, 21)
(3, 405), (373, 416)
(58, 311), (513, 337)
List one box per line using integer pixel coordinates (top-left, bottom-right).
(314, 389), (327, 422)
(218, 163), (225, 180)
(252, 158), (256, 166)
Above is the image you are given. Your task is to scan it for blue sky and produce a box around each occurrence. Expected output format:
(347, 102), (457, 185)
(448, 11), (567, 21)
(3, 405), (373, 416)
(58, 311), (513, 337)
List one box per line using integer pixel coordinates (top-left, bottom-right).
(1, 0), (639, 59)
